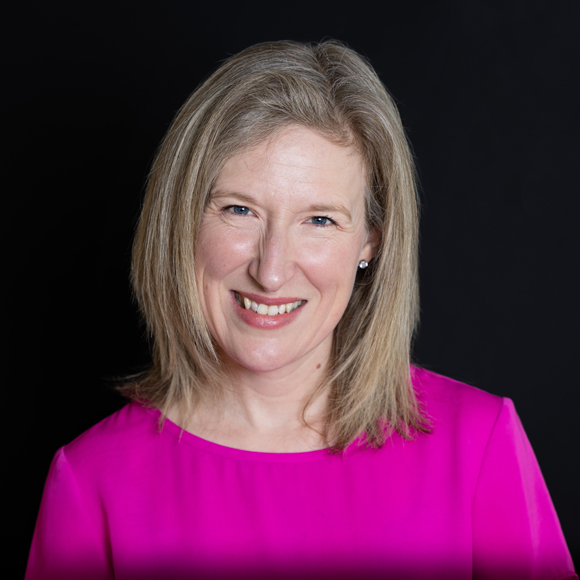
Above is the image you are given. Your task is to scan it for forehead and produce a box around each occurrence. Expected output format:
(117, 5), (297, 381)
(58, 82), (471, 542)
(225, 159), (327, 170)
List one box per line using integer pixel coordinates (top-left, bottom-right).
(212, 126), (367, 213)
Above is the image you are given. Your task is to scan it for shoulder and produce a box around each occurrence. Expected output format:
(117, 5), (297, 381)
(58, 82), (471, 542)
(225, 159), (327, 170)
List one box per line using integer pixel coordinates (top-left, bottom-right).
(408, 366), (531, 502)
(411, 365), (506, 431)
(61, 402), (162, 476)
(409, 366), (520, 464)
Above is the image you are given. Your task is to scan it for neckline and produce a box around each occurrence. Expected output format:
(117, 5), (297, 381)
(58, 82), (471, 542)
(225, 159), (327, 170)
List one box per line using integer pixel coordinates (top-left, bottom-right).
(149, 405), (345, 463)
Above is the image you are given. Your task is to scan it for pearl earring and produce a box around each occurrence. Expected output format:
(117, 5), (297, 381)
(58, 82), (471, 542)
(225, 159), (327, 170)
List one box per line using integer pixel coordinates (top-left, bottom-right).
(358, 260), (369, 269)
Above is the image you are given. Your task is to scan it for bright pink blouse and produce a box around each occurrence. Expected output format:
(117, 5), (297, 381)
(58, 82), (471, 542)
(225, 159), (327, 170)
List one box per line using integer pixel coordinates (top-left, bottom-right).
(26, 368), (576, 579)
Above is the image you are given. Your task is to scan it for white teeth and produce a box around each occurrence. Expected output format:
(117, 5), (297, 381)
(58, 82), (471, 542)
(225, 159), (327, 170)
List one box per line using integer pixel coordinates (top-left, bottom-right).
(237, 294), (303, 315)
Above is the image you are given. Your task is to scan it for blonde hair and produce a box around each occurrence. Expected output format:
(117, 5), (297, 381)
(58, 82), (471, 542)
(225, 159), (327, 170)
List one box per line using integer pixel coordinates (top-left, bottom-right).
(123, 40), (428, 450)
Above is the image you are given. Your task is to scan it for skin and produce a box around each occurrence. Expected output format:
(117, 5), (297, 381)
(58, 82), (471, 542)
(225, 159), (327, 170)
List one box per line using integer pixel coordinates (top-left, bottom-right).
(177, 125), (378, 452)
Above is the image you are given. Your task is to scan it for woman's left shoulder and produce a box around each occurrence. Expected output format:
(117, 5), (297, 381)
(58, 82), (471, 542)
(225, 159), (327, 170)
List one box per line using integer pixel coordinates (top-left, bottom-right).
(410, 365), (511, 442)
(410, 367), (578, 578)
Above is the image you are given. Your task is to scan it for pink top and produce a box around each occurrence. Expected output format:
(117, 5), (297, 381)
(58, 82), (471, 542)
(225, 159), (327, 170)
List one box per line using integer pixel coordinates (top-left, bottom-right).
(26, 368), (576, 580)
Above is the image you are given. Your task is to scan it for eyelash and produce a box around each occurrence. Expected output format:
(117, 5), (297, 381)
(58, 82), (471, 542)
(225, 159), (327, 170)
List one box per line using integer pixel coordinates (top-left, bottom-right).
(306, 215), (336, 227)
(223, 205), (337, 227)
(224, 205), (252, 216)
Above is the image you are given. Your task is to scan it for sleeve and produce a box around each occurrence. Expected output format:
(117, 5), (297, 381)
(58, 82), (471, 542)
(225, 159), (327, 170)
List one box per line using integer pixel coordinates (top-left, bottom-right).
(472, 398), (577, 580)
(25, 447), (114, 580)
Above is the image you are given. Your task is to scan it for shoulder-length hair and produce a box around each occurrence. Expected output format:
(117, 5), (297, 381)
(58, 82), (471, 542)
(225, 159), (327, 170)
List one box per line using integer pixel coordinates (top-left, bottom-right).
(123, 40), (428, 451)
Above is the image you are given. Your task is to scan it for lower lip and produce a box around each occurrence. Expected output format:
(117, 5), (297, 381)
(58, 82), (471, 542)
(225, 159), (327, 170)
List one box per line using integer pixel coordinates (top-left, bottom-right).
(230, 292), (305, 330)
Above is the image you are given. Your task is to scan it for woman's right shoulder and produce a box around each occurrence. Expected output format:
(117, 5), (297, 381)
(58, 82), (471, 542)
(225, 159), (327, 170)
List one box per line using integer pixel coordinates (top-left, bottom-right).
(59, 402), (163, 476)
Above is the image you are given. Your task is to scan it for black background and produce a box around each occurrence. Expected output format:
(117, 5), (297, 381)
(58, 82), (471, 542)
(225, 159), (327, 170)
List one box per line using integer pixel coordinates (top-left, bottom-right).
(6, 0), (579, 575)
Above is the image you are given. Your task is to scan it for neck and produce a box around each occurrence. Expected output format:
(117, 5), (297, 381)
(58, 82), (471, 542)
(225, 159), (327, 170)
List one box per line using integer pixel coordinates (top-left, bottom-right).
(170, 343), (332, 452)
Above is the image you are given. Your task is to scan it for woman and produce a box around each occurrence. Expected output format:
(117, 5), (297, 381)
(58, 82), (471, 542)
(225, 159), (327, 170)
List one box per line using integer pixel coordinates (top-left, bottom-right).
(26, 40), (576, 580)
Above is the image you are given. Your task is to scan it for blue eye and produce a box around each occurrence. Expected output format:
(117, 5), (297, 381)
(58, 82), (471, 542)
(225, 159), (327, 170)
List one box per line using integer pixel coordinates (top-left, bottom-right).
(230, 206), (250, 215)
(310, 216), (333, 226)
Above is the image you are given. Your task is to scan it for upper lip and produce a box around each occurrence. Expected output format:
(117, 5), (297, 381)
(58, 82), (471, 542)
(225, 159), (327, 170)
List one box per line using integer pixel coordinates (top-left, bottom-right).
(233, 291), (306, 306)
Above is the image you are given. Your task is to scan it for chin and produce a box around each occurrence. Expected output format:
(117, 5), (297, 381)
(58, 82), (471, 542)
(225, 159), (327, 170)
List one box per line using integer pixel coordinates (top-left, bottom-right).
(220, 343), (302, 375)
(232, 355), (295, 374)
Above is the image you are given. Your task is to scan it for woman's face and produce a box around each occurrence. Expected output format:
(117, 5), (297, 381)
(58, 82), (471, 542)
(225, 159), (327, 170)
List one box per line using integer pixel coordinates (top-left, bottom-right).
(195, 125), (376, 375)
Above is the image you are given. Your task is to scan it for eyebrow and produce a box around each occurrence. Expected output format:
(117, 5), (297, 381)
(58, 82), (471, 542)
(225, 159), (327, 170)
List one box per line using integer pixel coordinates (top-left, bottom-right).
(210, 190), (353, 221)
(210, 190), (257, 206)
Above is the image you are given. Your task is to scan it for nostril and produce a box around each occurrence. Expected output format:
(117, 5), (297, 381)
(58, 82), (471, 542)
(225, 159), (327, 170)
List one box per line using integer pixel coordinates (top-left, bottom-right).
(251, 250), (296, 292)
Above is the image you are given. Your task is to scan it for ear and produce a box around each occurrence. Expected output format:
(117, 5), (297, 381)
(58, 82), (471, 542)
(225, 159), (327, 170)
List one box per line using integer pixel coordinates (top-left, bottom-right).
(360, 225), (380, 263)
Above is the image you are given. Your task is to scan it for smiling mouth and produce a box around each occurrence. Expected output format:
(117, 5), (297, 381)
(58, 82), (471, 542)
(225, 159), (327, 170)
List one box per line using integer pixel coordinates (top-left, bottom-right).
(233, 292), (304, 316)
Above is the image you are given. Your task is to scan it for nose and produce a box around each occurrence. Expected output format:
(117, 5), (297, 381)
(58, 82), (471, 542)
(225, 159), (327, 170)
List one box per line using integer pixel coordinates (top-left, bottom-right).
(249, 225), (296, 292)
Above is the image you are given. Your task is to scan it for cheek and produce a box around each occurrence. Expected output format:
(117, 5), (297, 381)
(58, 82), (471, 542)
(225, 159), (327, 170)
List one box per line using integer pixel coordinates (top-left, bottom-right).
(196, 225), (255, 283)
(300, 238), (361, 304)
